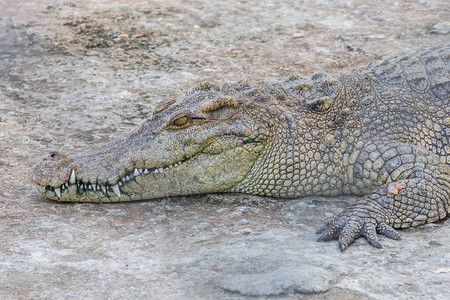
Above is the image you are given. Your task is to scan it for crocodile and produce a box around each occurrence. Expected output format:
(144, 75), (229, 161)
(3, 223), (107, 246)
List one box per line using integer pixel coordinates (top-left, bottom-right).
(30, 46), (449, 251)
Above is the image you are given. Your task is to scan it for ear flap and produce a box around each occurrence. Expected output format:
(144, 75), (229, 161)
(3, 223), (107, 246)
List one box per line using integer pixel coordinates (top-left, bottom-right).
(283, 72), (339, 113)
(305, 96), (332, 113)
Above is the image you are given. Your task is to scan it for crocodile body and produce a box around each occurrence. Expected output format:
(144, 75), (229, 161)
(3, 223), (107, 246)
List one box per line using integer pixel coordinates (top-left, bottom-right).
(31, 46), (449, 250)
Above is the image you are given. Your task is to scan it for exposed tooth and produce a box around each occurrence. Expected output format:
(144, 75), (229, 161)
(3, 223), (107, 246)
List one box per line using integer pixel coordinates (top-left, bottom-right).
(143, 169), (149, 174)
(138, 168), (143, 174)
(96, 184), (100, 191)
(101, 185), (106, 194)
(133, 169), (139, 176)
(154, 168), (159, 174)
(122, 177), (126, 182)
(158, 168), (163, 173)
(119, 181), (123, 186)
(126, 176), (130, 181)
(55, 187), (61, 198)
(70, 170), (76, 184)
(111, 184), (121, 197)
(174, 163), (178, 167)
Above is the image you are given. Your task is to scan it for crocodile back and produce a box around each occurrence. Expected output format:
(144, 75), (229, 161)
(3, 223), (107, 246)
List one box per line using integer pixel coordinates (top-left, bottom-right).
(352, 46), (449, 161)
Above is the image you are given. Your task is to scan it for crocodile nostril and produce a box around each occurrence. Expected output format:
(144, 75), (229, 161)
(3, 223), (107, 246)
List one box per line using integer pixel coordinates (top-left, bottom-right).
(42, 151), (69, 162)
(45, 151), (60, 160)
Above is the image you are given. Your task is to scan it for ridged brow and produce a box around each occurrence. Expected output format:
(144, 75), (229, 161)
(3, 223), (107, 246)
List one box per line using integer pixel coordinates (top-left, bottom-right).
(200, 95), (238, 113)
(154, 99), (176, 114)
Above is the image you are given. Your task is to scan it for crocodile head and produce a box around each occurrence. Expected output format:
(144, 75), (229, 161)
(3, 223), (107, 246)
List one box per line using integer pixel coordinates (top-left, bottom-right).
(30, 82), (270, 202)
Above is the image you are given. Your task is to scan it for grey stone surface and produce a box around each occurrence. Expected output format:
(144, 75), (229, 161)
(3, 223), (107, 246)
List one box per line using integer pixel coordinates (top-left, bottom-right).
(220, 266), (335, 296)
(430, 22), (450, 35)
(0, 0), (449, 299)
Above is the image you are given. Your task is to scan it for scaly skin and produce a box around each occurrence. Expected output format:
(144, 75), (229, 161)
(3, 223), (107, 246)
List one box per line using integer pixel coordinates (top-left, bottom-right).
(30, 46), (449, 250)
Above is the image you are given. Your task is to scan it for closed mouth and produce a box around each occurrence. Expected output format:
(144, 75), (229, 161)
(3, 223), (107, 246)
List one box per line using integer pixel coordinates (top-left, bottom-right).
(41, 159), (185, 200)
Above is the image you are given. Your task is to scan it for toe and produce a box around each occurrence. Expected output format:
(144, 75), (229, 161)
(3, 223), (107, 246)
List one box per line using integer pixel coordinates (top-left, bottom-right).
(362, 223), (382, 248)
(377, 223), (401, 240)
(316, 218), (346, 242)
(338, 219), (362, 251)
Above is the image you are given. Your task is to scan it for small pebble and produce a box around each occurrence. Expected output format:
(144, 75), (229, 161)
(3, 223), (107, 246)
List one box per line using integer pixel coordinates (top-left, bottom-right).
(430, 21), (450, 35)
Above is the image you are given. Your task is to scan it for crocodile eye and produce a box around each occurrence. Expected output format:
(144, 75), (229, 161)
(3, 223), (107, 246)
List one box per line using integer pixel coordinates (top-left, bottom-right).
(172, 116), (188, 127)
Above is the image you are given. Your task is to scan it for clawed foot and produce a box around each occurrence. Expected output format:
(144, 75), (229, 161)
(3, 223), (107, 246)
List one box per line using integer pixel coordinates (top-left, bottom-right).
(315, 203), (401, 251)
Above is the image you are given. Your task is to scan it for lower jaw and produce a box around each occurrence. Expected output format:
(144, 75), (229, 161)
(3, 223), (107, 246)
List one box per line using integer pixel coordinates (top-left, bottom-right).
(38, 184), (137, 202)
(37, 177), (180, 202)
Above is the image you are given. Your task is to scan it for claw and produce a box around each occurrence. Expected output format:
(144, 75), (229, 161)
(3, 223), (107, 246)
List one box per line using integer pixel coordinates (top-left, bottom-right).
(339, 243), (348, 252)
(317, 230), (338, 242)
(315, 218), (334, 234)
(316, 218), (346, 242)
(338, 234), (355, 251)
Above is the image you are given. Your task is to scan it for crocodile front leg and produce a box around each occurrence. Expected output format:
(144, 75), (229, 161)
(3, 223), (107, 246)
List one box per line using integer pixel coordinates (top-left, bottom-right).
(316, 143), (449, 251)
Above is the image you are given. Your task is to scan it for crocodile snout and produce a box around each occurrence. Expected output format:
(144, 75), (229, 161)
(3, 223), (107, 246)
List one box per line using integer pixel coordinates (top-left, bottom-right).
(30, 152), (73, 188)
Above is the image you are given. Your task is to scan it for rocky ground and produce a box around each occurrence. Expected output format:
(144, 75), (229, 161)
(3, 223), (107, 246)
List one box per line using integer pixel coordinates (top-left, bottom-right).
(0, 0), (449, 299)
